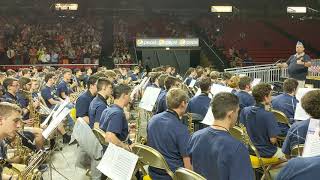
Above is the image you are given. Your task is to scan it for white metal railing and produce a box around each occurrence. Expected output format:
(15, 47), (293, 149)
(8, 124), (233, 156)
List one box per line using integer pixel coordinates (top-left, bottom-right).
(224, 59), (320, 83)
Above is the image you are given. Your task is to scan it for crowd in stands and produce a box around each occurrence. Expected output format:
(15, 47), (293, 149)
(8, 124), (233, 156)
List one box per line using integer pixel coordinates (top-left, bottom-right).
(1, 16), (103, 65)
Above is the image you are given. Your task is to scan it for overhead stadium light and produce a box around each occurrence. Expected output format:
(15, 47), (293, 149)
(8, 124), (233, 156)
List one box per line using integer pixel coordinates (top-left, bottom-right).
(287, 6), (307, 14)
(211, 6), (233, 13)
(55, 3), (78, 11)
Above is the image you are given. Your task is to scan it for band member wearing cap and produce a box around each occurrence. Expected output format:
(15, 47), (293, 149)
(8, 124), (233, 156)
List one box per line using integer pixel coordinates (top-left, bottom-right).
(278, 41), (312, 88)
(188, 92), (254, 180)
(147, 88), (191, 180)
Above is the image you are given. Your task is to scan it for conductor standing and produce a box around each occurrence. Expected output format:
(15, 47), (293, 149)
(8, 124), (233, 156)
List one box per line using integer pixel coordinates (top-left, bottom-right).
(278, 41), (312, 88)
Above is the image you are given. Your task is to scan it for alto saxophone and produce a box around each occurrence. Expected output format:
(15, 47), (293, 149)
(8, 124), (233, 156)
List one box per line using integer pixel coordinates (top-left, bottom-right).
(27, 91), (41, 128)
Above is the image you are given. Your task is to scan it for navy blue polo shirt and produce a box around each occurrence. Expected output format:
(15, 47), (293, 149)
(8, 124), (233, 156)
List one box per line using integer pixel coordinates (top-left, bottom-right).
(235, 91), (255, 110)
(88, 94), (109, 128)
(41, 85), (56, 108)
(240, 104), (281, 158)
(130, 73), (139, 81)
(56, 80), (72, 99)
(185, 77), (195, 86)
(188, 127), (254, 180)
(99, 104), (128, 142)
(147, 110), (190, 180)
(186, 94), (211, 118)
(2, 92), (18, 104)
(76, 90), (95, 118)
(276, 156), (320, 180)
(272, 93), (298, 124)
(155, 90), (167, 114)
(16, 91), (29, 108)
(287, 54), (311, 81)
(282, 119), (310, 155)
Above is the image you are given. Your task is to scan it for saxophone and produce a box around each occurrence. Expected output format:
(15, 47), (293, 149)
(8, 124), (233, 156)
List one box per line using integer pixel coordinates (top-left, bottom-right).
(26, 91), (41, 128)
(0, 158), (23, 180)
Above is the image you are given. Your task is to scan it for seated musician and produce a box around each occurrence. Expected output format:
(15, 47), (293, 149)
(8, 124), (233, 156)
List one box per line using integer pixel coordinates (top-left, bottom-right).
(209, 71), (220, 84)
(235, 76), (255, 110)
(56, 68), (75, 128)
(228, 75), (240, 94)
(56, 69), (74, 100)
(99, 84), (132, 150)
(0, 102), (22, 180)
(220, 72), (232, 87)
(129, 66), (140, 82)
(75, 75), (99, 124)
(41, 73), (71, 144)
(147, 88), (192, 180)
(276, 156), (320, 180)
(282, 90), (320, 157)
(146, 72), (161, 89)
(188, 92), (254, 180)
(89, 77), (113, 129)
(158, 74), (169, 91)
(155, 76), (181, 114)
(186, 77), (211, 118)
(30, 78), (40, 99)
(272, 78), (299, 135)
(240, 83), (285, 158)
(185, 68), (197, 86)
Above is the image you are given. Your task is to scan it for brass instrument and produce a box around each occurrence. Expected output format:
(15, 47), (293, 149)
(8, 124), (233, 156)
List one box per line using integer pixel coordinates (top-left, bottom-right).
(0, 158), (23, 180)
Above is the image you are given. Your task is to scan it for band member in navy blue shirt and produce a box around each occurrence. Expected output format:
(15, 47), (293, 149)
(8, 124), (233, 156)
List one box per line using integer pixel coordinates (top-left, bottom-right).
(147, 72), (161, 89)
(235, 76), (255, 110)
(278, 41), (312, 88)
(282, 90), (320, 157)
(2, 77), (19, 104)
(148, 88), (192, 180)
(184, 68), (197, 86)
(272, 78), (299, 135)
(186, 77), (211, 118)
(277, 155), (320, 180)
(89, 77), (113, 129)
(41, 73), (61, 109)
(75, 75), (99, 124)
(100, 84), (132, 150)
(41, 73), (70, 143)
(188, 92), (254, 180)
(272, 78), (298, 123)
(56, 69), (74, 99)
(240, 83), (285, 158)
(155, 76), (181, 114)
(0, 102), (23, 179)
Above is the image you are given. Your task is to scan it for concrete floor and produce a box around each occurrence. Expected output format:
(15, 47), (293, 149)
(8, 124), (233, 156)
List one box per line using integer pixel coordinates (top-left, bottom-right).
(42, 144), (90, 180)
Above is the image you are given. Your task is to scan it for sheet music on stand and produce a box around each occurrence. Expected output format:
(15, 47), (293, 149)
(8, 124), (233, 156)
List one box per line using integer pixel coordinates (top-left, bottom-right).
(303, 118), (320, 157)
(41, 104), (58, 128)
(188, 79), (196, 88)
(97, 143), (138, 180)
(251, 78), (261, 87)
(201, 107), (215, 126)
(210, 84), (233, 97)
(294, 88), (316, 120)
(42, 103), (72, 139)
(138, 87), (161, 111)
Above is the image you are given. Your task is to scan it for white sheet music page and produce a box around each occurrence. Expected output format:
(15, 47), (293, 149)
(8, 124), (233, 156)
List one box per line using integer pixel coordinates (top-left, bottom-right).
(138, 86), (161, 111)
(294, 88), (316, 120)
(201, 106), (215, 125)
(188, 79), (196, 88)
(42, 106), (72, 139)
(211, 84), (233, 96)
(97, 143), (139, 180)
(251, 78), (261, 87)
(303, 118), (320, 157)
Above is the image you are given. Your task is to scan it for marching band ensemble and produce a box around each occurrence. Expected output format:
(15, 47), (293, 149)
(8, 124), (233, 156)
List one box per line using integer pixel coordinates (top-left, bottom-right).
(0, 41), (318, 180)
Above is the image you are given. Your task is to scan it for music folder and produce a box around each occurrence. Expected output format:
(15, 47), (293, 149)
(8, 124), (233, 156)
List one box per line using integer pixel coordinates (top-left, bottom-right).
(303, 118), (320, 157)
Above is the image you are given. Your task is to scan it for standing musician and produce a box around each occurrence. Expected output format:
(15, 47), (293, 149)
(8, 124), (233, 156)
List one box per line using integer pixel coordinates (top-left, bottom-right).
(186, 77), (211, 118)
(0, 102), (22, 180)
(89, 77), (113, 129)
(147, 88), (191, 180)
(99, 84), (133, 150)
(75, 75), (99, 124)
(277, 90), (320, 179)
(240, 83), (285, 159)
(278, 41), (312, 88)
(187, 92), (254, 180)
